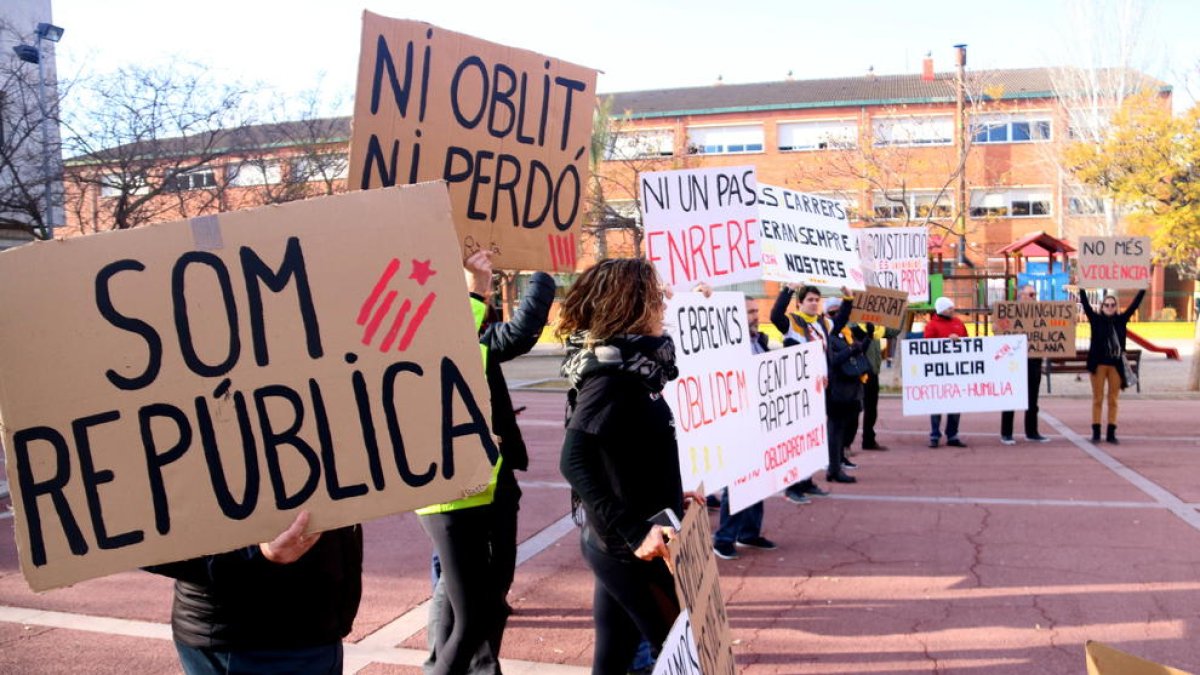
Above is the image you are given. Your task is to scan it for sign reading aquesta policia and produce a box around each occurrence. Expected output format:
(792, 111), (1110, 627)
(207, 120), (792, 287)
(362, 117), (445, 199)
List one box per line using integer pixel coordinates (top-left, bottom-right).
(348, 12), (598, 272)
(901, 335), (1028, 416)
(0, 184), (496, 591)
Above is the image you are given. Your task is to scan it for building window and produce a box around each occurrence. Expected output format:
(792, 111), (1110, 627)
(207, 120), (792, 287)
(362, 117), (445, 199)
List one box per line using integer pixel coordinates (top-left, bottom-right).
(605, 129), (674, 160)
(166, 168), (217, 192)
(777, 120), (857, 151)
(1067, 193), (1107, 215)
(969, 189), (1052, 218)
(99, 172), (150, 198)
(686, 124), (764, 155)
(971, 114), (1052, 144)
(872, 191), (952, 220)
(291, 154), (349, 183)
(872, 115), (953, 147)
(229, 161), (282, 187)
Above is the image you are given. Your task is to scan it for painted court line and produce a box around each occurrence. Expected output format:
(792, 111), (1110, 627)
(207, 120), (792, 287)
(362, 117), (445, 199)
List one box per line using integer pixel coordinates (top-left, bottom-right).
(823, 493), (1160, 509)
(885, 429), (1200, 442)
(1041, 412), (1200, 533)
(349, 512), (577, 671)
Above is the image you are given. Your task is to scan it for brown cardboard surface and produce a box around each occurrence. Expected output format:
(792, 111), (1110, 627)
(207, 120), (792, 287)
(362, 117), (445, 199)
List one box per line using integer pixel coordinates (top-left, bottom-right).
(1085, 641), (1193, 675)
(1078, 236), (1152, 289)
(668, 493), (736, 675)
(0, 184), (496, 591)
(348, 12), (598, 272)
(849, 286), (909, 330)
(991, 301), (1076, 358)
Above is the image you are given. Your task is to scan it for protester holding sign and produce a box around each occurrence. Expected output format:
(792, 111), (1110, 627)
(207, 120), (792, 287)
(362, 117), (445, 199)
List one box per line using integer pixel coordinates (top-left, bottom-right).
(823, 299), (873, 483)
(1079, 288), (1146, 444)
(557, 258), (701, 675)
(422, 252), (556, 674)
(923, 298), (969, 448)
(712, 297), (778, 560)
(145, 512), (363, 675)
(999, 285), (1051, 445)
(857, 322), (897, 452)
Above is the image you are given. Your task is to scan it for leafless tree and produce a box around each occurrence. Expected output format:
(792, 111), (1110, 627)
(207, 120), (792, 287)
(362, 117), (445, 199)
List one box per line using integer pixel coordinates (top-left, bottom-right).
(62, 60), (255, 232)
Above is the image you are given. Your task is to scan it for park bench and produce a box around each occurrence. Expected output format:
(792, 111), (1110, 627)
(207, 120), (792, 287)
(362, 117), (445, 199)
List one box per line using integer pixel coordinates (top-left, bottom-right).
(1043, 349), (1142, 393)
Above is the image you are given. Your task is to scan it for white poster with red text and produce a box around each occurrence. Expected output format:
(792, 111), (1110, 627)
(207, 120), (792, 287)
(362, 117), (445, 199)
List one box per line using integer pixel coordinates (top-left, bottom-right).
(664, 292), (755, 492)
(642, 167), (761, 291)
(857, 227), (930, 303)
(726, 342), (828, 513)
(901, 335), (1028, 415)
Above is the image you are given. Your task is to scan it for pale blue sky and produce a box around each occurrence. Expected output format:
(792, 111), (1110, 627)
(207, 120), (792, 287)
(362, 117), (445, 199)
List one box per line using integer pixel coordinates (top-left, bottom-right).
(49, 0), (1199, 115)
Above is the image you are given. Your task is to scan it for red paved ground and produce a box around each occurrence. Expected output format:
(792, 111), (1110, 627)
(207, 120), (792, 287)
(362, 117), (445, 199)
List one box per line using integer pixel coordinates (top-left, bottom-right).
(2, 392), (1199, 673)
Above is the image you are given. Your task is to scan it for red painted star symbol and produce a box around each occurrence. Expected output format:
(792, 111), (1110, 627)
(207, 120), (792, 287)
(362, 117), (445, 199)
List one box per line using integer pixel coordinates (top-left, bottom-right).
(409, 259), (436, 286)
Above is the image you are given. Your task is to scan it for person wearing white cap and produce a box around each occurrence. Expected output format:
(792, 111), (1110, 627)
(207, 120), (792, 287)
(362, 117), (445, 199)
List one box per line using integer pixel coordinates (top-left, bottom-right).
(922, 297), (969, 448)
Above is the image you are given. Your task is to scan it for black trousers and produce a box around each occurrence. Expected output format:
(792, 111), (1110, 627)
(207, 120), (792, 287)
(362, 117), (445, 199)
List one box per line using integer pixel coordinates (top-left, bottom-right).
(420, 488), (512, 675)
(1001, 360), (1043, 438)
(862, 371), (881, 446)
(827, 401), (860, 474)
(580, 533), (680, 675)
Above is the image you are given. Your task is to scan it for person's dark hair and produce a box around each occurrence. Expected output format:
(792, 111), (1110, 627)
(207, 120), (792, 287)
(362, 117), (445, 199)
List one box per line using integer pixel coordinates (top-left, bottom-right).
(557, 258), (663, 343)
(799, 285), (822, 302)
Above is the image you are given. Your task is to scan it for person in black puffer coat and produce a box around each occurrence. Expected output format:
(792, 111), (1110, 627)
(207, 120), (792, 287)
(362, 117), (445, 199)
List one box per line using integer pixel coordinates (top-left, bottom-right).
(1080, 288), (1145, 444)
(146, 513), (362, 675)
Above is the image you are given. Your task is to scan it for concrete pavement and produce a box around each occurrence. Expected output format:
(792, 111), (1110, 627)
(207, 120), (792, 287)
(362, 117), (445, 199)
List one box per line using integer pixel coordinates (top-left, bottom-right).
(2, 358), (1199, 672)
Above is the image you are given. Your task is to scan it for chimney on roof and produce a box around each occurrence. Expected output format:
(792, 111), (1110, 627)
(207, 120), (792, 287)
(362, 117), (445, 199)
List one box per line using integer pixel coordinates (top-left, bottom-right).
(716, 74), (724, 86)
(922, 52), (935, 81)
(786, 70), (794, 81)
(867, 65), (875, 79)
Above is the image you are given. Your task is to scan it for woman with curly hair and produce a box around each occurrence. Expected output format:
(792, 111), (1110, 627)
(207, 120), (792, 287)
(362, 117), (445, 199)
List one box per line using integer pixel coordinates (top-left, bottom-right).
(557, 258), (702, 675)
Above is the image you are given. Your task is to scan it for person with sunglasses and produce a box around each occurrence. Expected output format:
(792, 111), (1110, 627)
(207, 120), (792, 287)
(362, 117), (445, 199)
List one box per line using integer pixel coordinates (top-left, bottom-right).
(1079, 287), (1145, 444)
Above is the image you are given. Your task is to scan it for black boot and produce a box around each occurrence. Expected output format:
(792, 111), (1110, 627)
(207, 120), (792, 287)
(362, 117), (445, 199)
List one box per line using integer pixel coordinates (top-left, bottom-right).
(1106, 424), (1119, 444)
(1091, 424), (1101, 442)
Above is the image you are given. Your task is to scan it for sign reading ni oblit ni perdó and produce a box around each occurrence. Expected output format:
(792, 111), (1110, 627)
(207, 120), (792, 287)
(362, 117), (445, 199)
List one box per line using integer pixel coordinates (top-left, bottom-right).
(349, 12), (598, 272)
(0, 184), (496, 591)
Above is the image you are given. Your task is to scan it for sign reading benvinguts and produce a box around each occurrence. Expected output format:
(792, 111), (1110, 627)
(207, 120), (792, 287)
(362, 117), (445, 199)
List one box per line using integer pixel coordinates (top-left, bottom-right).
(992, 301), (1076, 358)
(348, 12), (598, 272)
(0, 184), (496, 591)
(1077, 236), (1152, 290)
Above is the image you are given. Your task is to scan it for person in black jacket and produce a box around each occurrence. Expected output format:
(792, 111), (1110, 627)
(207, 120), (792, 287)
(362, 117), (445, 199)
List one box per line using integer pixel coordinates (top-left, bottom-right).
(422, 253), (556, 675)
(146, 511), (362, 675)
(1080, 287), (1145, 444)
(557, 258), (703, 675)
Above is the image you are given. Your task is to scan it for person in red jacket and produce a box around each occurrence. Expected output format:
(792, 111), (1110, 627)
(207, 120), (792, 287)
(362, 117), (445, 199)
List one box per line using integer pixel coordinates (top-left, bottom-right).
(923, 297), (969, 448)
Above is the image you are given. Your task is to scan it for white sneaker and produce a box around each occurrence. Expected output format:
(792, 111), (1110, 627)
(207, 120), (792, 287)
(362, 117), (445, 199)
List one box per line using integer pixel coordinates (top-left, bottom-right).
(1000, 436), (1016, 446)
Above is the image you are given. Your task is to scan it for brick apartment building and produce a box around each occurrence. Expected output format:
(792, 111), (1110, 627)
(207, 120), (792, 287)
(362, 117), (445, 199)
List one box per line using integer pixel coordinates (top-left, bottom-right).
(61, 66), (1195, 321)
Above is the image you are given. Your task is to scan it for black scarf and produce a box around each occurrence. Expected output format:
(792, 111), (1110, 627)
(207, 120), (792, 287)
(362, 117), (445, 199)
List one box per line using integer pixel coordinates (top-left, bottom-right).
(561, 332), (679, 393)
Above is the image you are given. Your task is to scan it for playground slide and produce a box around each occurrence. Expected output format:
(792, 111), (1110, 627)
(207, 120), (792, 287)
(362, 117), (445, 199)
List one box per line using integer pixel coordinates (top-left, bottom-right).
(1126, 329), (1181, 360)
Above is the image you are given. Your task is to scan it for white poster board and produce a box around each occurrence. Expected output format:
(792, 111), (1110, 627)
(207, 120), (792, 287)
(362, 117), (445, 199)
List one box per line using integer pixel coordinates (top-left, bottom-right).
(758, 184), (864, 290)
(652, 610), (702, 675)
(858, 227), (930, 302)
(727, 342), (828, 513)
(664, 292), (756, 492)
(642, 167), (761, 290)
(901, 335), (1028, 415)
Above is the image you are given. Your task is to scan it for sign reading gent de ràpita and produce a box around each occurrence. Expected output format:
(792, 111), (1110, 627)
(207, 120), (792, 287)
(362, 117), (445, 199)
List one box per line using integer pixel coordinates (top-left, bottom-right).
(349, 12), (598, 272)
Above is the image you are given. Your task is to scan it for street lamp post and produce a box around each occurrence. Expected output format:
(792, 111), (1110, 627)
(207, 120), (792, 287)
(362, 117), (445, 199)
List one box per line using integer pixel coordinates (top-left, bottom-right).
(12, 22), (65, 240)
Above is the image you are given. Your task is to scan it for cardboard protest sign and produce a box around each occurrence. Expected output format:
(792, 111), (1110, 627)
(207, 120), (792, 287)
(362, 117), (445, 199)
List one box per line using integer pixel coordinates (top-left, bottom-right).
(901, 335), (1028, 416)
(727, 342), (828, 514)
(992, 301), (1076, 358)
(0, 184), (496, 591)
(1085, 641), (1193, 675)
(667, 497), (736, 675)
(849, 286), (910, 330)
(652, 610), (702, 675)
(348, 12), (598, 272)
(857, 227), (929, 302)
(1077, 236), (1152, 289)
(642, 167), (760, 290)
(758, 184), (864, 290)
(664, 292), (755, 492)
